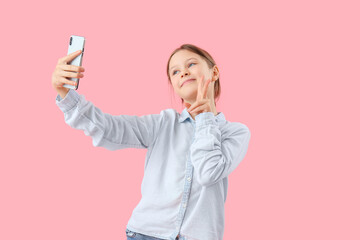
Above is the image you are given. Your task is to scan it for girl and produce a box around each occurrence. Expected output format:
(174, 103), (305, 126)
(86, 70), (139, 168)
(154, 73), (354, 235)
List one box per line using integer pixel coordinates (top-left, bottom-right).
(52, 44), (251, 240)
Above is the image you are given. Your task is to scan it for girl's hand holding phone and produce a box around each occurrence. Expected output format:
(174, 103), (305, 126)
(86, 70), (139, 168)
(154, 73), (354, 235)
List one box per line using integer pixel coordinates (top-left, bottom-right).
(51, 50), (85, 98)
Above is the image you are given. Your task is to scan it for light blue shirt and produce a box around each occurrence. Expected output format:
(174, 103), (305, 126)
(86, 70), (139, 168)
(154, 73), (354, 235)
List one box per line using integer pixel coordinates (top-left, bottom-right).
(55, 89), (251, 240)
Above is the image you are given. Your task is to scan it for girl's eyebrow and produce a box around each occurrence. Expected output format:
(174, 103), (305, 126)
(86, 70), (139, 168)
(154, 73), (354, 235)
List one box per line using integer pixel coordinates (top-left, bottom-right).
(170, 58), (198, 71)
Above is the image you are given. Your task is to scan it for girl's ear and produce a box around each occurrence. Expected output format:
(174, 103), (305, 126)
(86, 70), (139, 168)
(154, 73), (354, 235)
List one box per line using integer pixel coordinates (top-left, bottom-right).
(212, 65), (220, 82)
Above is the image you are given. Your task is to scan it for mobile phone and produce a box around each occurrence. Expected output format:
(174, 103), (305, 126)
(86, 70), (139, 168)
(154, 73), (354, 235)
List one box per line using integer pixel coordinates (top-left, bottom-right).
(63, 35), (85, 90)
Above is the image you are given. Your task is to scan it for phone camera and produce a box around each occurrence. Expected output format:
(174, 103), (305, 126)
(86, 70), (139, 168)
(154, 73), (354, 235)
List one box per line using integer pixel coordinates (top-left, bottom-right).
(69, 37), (72, 45)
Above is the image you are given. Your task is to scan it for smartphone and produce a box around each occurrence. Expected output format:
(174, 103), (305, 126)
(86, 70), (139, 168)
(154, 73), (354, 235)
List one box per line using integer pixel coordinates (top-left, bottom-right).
(63, 35), (85, 90)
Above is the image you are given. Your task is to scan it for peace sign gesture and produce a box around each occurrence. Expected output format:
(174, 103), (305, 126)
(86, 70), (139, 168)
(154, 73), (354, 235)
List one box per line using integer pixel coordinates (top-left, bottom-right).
(184, 75), (217, 118)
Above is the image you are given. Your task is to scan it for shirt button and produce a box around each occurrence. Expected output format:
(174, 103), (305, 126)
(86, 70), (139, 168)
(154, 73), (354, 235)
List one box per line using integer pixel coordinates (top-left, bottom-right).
(182, 203), (187, 208)
(187, 177), (191, 182)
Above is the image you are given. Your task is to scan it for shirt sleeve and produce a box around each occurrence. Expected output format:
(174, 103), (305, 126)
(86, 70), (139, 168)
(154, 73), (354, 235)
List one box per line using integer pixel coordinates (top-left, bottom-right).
(190, 112), (251, 187)
(55, 89), (165, 150)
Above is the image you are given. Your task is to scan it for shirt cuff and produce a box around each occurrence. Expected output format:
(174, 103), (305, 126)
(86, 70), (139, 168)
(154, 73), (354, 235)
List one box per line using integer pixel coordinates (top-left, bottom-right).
(55, 89), (80, 113)
(195, 112), (217, 127)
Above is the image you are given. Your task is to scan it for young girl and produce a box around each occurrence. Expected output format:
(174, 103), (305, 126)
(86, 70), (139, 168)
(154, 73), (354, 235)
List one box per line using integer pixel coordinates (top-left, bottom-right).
(52, 44), (251, 240)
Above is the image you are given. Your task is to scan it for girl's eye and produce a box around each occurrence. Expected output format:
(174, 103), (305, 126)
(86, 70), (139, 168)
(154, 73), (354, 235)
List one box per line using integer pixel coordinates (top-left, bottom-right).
(172, 63), (196, 75)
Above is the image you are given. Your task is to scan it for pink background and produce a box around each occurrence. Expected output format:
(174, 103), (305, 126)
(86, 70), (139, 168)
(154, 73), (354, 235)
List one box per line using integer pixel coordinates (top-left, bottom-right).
(1, 0), (359, 239)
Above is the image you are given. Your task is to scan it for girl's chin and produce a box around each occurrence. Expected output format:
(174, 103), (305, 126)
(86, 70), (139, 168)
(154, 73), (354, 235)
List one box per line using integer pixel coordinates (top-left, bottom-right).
(181, 95), (197, 102)
(180, 89), (196, 96)
(178, 87), (197, 98)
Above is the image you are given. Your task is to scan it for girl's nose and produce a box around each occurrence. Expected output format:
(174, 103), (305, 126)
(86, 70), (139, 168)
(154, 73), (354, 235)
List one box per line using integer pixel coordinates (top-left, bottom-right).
(182, 72), (190, 78)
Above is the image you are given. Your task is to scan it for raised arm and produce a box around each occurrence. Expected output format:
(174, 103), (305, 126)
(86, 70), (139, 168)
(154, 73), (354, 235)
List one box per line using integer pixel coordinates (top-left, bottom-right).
(55, 89), (165, 150)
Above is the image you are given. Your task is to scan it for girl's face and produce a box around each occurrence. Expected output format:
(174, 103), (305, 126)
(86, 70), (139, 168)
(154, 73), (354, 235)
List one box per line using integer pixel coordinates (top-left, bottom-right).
(169, 50), (218, 105)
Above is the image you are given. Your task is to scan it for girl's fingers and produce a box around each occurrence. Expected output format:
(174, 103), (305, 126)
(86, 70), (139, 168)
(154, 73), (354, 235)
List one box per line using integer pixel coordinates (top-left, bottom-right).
(197, 76), (212, 100)
(190, 104), (206, 114)
(188, 75), (211, 112)
(60, 69), (84, 79)
(58, 50), (82, 64)
(202, 79), (211, 98)
(59, 64), (85, 73)
(60, 77), (77, 86)
(189, 105), (201, 113)
(197, 75), (204, 100)
(187, 101), (199, 112)
(187, 99), (207, 112)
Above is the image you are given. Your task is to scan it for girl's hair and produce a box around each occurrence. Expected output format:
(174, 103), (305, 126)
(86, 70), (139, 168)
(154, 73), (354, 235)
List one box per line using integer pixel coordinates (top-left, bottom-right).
(166, 44), (221, 106)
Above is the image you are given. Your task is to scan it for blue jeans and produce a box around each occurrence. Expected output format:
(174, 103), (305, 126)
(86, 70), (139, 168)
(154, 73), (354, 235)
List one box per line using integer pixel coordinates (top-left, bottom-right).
(126, 228), (187, 240)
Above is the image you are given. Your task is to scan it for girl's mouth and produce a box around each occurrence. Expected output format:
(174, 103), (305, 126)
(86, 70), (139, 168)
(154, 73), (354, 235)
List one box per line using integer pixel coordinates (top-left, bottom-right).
(181, 79), (195, 87)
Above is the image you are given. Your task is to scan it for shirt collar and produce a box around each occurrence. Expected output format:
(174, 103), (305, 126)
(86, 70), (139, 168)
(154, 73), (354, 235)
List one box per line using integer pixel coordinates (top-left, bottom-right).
(178, 107), (226, 123)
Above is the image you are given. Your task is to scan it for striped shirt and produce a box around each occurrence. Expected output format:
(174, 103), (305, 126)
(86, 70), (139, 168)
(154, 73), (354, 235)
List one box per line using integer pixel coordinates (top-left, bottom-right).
(55, 89), (251, 240)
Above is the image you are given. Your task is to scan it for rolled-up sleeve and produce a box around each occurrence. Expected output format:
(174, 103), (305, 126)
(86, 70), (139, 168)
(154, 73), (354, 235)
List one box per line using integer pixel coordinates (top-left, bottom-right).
(55, 89), (164, 150)
(190, 112), (251, 187)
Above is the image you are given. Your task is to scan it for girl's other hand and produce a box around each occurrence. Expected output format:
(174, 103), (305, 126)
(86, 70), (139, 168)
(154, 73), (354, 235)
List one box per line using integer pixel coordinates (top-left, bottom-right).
(185, 75), (215, 119)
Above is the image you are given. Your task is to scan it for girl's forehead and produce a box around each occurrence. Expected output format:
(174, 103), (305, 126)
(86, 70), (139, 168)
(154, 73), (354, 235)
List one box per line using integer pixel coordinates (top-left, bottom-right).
(172, 50), (199, 60)
(170, 51), (202, 67)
